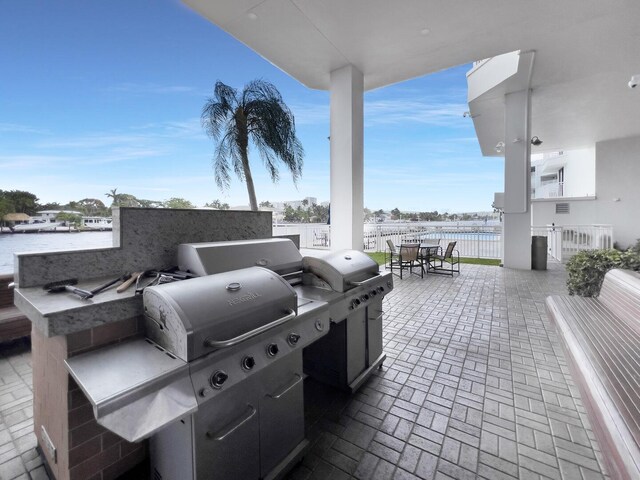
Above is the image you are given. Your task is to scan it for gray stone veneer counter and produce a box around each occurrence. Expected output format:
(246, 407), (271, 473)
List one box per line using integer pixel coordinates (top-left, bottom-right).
(14, 275), (142, 336)
(14, 208), (273, 337)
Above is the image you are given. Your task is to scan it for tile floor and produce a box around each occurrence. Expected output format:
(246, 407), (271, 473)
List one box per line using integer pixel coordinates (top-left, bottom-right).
(0, 263), (609, 480)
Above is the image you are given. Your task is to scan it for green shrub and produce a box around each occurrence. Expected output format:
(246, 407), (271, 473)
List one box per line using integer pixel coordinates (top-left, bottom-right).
(566, 247), (640, 297)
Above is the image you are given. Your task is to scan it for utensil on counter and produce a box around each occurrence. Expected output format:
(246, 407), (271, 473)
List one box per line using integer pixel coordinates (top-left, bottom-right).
(43, 279), (94, 300)
(91, 273), (132, 295)
(117, 272), (142, 293)
(133, 267), (195, 295)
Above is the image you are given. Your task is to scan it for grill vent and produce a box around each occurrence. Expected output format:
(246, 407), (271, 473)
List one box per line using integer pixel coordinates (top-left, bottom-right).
(153, 468), (162, 480)
(556, 203), (570, 214)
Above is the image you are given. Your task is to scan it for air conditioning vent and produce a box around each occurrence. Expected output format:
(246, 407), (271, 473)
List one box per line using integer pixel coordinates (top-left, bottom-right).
(556, 203), (570, 214)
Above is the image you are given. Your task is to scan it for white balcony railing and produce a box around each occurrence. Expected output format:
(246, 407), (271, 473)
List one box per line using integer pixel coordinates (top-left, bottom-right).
(531, 224), (613, 262)
(534, 181), (564, 199)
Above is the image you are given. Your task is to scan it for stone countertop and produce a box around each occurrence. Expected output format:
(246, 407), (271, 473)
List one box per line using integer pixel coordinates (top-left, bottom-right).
(14, 276), (144, 337)
(13, 208), (274, 338)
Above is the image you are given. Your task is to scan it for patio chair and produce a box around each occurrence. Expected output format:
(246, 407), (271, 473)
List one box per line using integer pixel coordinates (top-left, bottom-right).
(388, 241), (423, 279)
(428, 241), (460, 276)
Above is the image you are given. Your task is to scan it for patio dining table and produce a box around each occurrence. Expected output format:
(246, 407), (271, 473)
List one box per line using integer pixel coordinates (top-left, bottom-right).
(399, 242), (440, 273)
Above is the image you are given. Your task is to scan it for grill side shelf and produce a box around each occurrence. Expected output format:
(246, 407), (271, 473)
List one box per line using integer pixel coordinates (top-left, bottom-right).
(65, 337), (198, 442)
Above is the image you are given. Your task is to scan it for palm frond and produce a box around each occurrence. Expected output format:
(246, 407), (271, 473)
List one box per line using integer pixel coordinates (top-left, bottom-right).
(202, 79), (304, 209)
(201, 81), (238, 140)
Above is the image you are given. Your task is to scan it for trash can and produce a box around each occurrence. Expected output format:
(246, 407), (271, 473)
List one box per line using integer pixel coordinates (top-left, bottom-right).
(531, 236), (548, 270)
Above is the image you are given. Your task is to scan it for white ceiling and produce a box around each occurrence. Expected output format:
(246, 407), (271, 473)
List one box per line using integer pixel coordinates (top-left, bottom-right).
(184, 0), (640, 150)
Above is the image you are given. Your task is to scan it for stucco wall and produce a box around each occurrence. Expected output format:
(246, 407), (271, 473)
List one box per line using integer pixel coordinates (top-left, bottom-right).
(532, 135), (640, 248)
(595, 135), (640, 248)
(564, 147), (595, 197)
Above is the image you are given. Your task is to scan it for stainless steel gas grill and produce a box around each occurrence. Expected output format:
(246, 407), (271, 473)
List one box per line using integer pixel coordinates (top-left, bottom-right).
(64, 238), (392, 480)
(299, 249), (393, 392)
(179, 239), (394, 392)
(65, 264), (330, 480)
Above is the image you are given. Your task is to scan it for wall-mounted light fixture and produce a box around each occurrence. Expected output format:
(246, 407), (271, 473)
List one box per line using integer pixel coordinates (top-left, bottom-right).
(531, 136), (543, 146)
(495, 142), (505, 153)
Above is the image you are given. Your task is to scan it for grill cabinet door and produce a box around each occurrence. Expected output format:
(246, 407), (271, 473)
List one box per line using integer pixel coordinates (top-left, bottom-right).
(346, 308), (367, 384)
(259, 350), (305, 478)
(367, 300), (384, 364)
(194, 387), (260, 480)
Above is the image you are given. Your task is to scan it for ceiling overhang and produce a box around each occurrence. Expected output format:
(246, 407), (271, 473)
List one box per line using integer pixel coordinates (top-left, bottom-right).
(184, 0), (640, 150)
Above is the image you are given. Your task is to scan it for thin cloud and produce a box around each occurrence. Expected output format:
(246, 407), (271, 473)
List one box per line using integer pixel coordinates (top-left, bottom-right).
(365, 98), (467, 127)
(0, 154), (71, 169)
(103, 83), (198, 95)
(0, 123), (49, 135)
(289, 103), (330, 125)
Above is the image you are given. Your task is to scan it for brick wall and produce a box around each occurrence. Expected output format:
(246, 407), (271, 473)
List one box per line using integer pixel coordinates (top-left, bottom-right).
(33, 317), (148, 480)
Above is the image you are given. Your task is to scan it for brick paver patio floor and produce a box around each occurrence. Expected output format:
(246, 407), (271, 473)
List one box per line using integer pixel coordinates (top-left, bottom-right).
(1, 263), (610, 479)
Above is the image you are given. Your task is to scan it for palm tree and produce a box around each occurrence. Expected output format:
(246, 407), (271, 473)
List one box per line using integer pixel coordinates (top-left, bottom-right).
(201, 80), (304, 211)
(105, 188), (121, 208)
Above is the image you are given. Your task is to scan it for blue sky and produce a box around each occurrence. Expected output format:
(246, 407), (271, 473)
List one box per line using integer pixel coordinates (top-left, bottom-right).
(0, 1), (502, 213)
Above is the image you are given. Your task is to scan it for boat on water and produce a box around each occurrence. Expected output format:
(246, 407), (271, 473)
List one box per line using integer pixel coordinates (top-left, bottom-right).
(81, 217), (113, 231)
(11, 220), (67, 233)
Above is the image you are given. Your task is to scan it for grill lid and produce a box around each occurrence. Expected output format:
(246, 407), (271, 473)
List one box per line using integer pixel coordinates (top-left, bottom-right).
(178, 238), (302, 277)
(303, 250), (380, 293)
(143, 266), (297, 361)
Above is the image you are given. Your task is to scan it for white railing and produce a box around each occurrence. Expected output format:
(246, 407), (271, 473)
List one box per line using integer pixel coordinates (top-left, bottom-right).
(531, 224), (613, 262)
(535, 181), (565, 199)
(274, 223), (502, 259)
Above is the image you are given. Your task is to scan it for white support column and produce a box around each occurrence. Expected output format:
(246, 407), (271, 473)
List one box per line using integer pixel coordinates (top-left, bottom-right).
(329, 64), (364, 251)
(502, 89), (532, 269)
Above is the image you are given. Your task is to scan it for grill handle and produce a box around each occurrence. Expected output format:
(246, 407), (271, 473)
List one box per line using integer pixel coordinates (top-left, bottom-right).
(267, 374), (302, 400)
(206, 404), (256, 441)
(204, 309), (297, 349)
(348, 272), (380, 286)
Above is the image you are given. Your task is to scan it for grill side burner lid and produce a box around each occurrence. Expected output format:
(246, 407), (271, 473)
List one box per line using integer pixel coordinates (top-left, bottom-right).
(302, 250), (380, 293)
(178, 238), (302, 277)
(144, 266), (297, 361)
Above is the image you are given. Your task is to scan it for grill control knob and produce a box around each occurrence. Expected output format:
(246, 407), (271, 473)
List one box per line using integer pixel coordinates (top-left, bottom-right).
(370, 290), (377, 296)
(288, 333), (301, 346)
(241, 356), (255, 371)
(378, 286), (385, 293)
(266, 343), (279, 357)
(199, 387), (211, 398)
(351, 299), (360, 309)
(210, 370), (228, 389)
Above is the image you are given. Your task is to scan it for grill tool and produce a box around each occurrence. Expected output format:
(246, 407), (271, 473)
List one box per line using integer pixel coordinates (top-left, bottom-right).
(90, 273), (132, 295)
(43, 279), (94, 300)
(117, 272), (141, 293)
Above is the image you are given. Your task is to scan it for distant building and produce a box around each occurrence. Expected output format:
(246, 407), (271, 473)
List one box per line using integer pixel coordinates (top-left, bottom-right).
(33, 210), (83, 223)
(272, 197), (318, 211)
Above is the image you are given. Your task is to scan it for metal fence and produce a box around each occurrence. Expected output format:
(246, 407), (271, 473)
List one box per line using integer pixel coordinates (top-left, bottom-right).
(273, 223), (502, 259)
(274, 222), (614, 263)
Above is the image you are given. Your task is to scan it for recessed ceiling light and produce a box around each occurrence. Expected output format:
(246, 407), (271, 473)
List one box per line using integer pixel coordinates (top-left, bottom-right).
(420, 28), (430, 36)
(247, 12), (258, 20)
